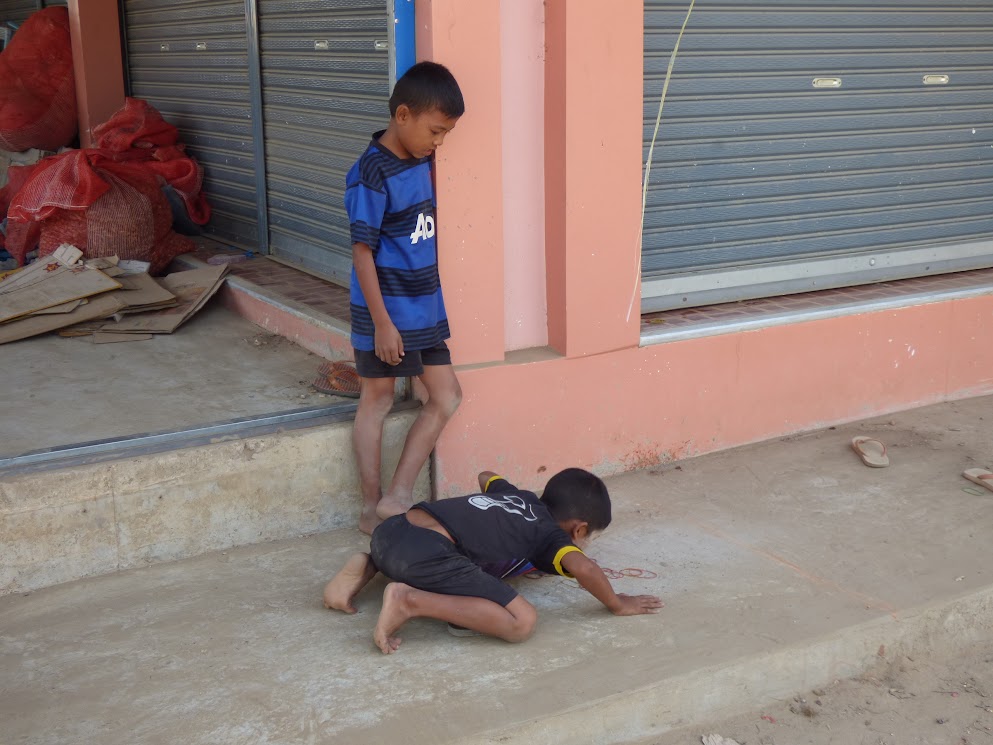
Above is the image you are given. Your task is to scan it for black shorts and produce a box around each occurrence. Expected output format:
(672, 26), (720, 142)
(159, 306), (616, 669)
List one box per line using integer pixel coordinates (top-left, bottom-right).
(353, 341), (452, 379)
(370, 513), (518, 608)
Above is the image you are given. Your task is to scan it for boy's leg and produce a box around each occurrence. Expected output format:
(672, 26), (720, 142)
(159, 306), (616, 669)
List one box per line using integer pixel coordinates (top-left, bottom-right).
(377, 363), (462, 519)
(354, 376), (398, 534)
(373, 583), (537, 654)
(323, 552), (379, 614)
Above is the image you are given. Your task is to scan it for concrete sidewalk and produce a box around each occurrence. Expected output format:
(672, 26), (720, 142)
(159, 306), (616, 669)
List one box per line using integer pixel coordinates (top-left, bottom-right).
(2, 394), (993, 744)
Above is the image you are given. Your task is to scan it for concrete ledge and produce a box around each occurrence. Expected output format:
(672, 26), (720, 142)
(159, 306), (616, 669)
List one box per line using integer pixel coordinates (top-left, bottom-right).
(217, 278), (352, 362)
(3, 396), (991, 745)
(0, 411), (427, 595)
(173, 252), (353, 362)
(463, 588), (993, 745)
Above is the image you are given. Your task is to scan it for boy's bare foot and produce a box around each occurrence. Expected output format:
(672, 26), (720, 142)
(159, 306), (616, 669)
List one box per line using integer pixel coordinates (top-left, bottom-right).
(323, 553), (374, 613)
(373, 582), (414, 654)
(359, 506), (381, 536)
(375, 496), (409, 521)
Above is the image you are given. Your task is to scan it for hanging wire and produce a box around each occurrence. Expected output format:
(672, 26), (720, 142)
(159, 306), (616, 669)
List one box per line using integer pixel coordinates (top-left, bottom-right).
(627, 0), (699, 322)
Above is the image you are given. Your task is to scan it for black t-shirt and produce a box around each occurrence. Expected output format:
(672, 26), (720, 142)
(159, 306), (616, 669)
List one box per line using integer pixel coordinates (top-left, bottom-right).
(413, 477), (583, 577)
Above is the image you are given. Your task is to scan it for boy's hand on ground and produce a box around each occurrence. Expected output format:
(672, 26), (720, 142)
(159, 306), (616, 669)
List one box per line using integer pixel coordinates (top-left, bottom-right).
(611, 593), (664, 616)
(375, 323), (404, 366)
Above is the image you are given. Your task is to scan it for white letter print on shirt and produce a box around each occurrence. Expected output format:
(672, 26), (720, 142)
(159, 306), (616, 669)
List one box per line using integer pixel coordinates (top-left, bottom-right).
(468, 494), (538, 522)
(410, 213), (436, 244)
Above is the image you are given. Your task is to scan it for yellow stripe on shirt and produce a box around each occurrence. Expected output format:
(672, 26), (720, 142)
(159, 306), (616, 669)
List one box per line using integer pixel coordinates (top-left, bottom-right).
(552, 545), (584, 577)
(483, 475), (504, 493)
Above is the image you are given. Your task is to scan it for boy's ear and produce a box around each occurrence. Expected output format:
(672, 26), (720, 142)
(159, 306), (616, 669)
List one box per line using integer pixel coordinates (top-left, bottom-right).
(395, 103), (412, 123)
(570, 521), (590, 542)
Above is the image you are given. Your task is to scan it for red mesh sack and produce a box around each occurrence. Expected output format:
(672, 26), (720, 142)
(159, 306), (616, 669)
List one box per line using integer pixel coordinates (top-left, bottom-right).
(93, 97), (179, 152)
(0, 161), (40, 250)
(0, 7), (78, 152)
(0, 161), (41, 222)
(93, 98), (211, 225)
(39, 162), (193, 274)
(4, 150), (193, 273)
(4, 99), (209, 271)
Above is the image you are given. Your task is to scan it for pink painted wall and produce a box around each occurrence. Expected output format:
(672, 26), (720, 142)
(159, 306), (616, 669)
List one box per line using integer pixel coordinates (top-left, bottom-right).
(416, 0), (506, 366)
(68, 0), (125, 148)
(500, 0), (547, 350)
(544, 0), (643, 358)
(411, 1), (993, 500)
(436, 296), (993, 496)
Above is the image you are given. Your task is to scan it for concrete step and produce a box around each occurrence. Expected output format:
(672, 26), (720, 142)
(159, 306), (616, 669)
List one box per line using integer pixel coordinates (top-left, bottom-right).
(173, 246), (354, 363)
(0, 410), (428, 595)
(2, 395), (991, 744)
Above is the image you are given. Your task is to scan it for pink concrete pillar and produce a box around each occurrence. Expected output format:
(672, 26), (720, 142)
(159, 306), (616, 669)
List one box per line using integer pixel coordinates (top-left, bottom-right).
(68, 0), (126, 148)
(544, 0), (644, 358)
(501, 0), (548, 351)
(415, 0), (506, 366)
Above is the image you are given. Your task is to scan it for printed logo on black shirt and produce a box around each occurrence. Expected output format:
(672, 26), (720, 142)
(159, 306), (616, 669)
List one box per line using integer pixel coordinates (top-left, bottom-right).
(467, 494), (538, 522)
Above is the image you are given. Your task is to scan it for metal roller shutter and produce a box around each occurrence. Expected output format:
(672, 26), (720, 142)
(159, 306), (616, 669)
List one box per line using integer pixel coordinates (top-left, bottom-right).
(642, 0), (993, 311)
(259, 0), (390, 282)
(0, 1), (39, 24)
(123, 0), (259, 247)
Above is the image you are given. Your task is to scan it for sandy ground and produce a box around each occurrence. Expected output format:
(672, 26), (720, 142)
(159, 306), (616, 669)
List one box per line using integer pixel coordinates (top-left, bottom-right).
(645, 641), (993, 745)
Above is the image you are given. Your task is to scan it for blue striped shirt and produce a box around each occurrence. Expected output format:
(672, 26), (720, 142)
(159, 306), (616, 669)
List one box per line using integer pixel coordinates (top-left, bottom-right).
(346, 132), (450, 352)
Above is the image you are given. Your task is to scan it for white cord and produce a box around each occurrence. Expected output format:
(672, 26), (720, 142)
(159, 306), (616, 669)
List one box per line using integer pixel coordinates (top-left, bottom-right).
(627, 0), (698, 322)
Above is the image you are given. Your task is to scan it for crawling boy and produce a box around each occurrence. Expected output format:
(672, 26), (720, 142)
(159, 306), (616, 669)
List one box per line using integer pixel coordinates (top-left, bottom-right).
(323, 468), (663, 654)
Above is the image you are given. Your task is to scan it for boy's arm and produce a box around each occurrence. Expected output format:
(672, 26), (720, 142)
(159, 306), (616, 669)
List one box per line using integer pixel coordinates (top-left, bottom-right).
(561, 551), (663, 616)
(477, 470), (499, 492)
(353, 242), (403, 365)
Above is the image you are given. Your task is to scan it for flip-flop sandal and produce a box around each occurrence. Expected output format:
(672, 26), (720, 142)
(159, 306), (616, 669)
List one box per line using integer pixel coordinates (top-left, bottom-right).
(312, 361), (360, 398)
(963, 468), (993, 494)
(851, 436), (889, 468)
(447, 623), (481, 637)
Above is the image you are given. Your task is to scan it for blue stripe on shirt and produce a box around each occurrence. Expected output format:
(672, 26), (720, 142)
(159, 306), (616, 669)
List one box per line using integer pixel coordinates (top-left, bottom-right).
(346, 132), (448, 352)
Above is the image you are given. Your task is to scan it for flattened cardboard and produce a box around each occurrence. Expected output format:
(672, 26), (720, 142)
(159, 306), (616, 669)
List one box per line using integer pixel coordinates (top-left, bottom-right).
(0, 264), (121, 323)
(0, 293), (128, 345)
(0, 245), (83, 295)
(115, 273), (176, 309)
(92, 332), (153, 344)
(31, 298), (85, 315)
(100, 265), (228, 335)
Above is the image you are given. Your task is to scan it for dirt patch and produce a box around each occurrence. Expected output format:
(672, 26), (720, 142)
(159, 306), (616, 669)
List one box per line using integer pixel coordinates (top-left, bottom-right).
(244, 332), (295, 351)
(645, 642), (993, 745)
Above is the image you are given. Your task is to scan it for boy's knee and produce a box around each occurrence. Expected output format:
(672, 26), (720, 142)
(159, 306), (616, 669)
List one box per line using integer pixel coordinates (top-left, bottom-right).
(506, 600), (537, 643)
(436, 382), (462, 419)
(359, 380), (396, 413)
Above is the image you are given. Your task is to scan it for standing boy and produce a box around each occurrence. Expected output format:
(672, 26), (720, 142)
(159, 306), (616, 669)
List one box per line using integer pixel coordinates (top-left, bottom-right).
(346, 62), (464, 534)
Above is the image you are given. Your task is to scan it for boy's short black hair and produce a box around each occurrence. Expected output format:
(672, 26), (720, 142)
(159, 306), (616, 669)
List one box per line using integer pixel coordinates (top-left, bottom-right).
(540, 468), (612, 532)
(389, 61), (465, 119)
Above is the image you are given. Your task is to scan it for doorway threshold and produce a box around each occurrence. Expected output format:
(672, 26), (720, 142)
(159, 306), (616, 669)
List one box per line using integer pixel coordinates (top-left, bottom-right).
(175, 240), (354, 362)
(641, 267), (993, 345)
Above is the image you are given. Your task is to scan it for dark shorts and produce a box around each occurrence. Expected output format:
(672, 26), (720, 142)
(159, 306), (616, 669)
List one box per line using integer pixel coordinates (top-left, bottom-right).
(369, 513), (519, 607)
(353, 341), (452, 379)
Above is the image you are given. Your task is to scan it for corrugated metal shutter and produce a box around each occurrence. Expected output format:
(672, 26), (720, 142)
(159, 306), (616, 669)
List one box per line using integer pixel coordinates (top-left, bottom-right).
(259, 0), (390, 282)
(123, 0), (259, 247)
(0, 1), (39, 25)
(642, 0), (993, 311)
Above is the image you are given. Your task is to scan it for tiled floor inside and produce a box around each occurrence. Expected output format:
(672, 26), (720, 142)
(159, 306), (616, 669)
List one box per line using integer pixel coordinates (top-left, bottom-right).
(187, 241), (353, 323)
(186, 240), (993, 340)
(641, 267), (993, 334)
